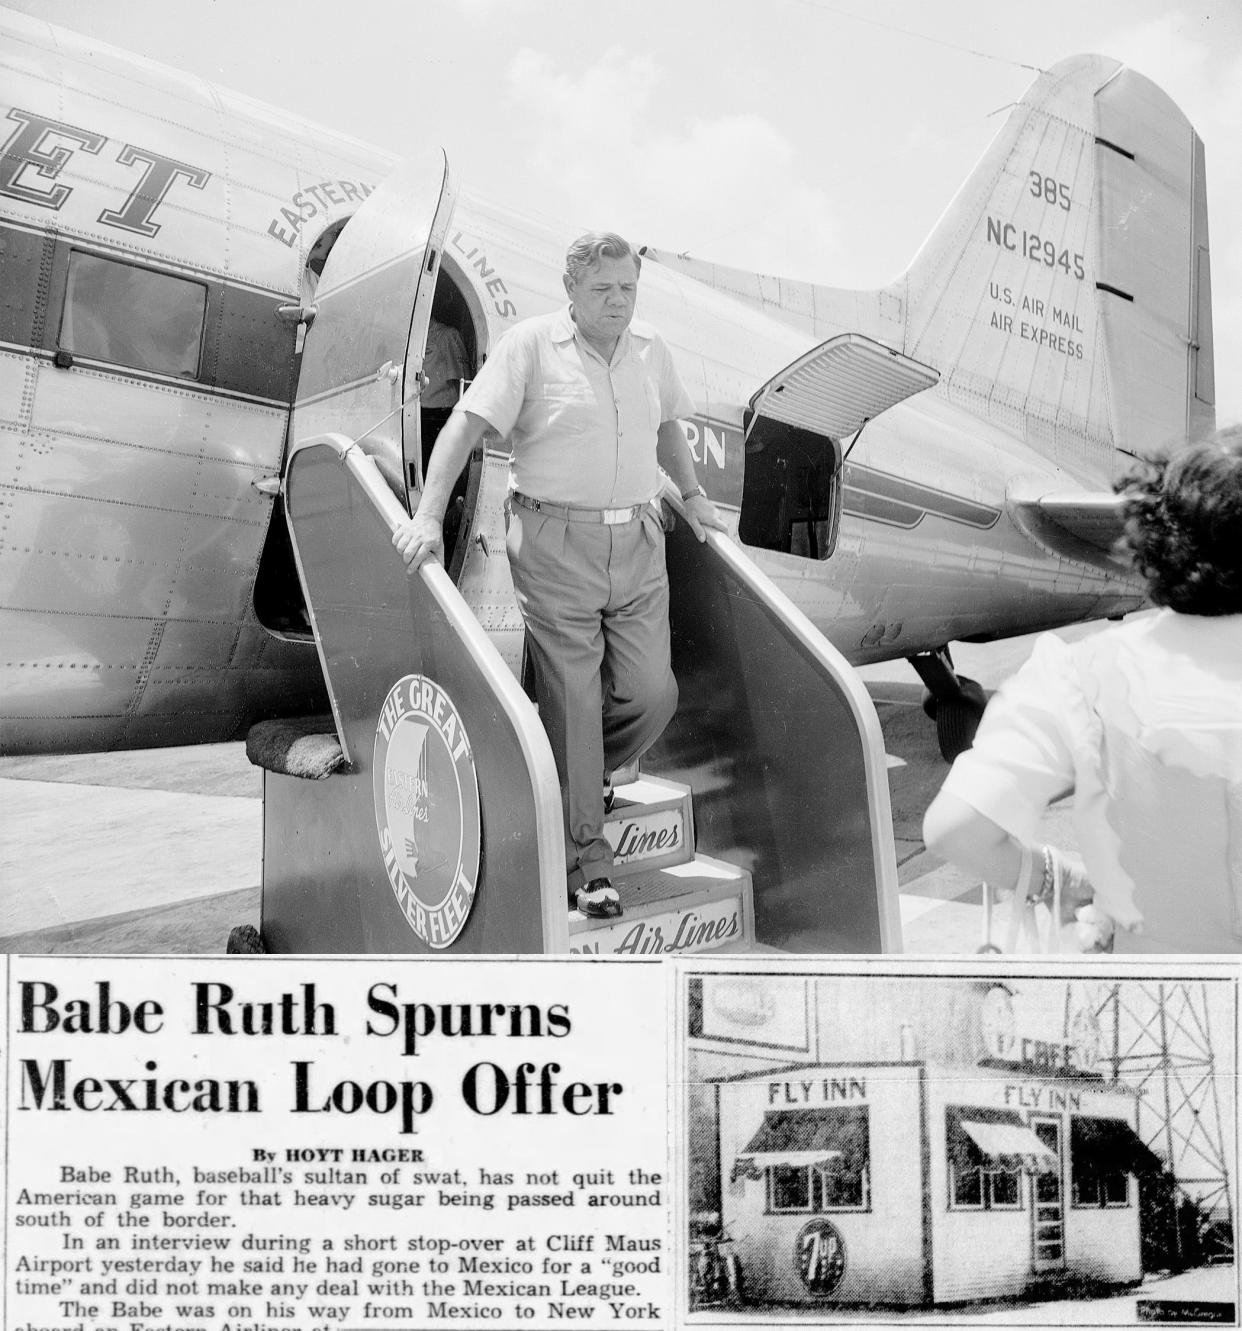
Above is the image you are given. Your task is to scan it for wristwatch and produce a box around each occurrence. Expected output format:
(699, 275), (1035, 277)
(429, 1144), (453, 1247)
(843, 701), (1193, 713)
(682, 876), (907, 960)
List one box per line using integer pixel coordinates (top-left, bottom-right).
(680, 483), (707, 502)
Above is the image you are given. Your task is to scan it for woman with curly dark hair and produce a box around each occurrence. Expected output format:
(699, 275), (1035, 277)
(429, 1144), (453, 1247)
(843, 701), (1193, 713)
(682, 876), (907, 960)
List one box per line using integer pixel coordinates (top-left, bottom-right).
(923, 427), (1242, 953)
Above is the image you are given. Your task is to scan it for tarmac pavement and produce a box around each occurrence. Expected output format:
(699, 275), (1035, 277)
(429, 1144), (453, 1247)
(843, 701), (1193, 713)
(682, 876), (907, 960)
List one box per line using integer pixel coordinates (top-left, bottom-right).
(0, 742), (262, 953)
(0, 621), (1109, 956)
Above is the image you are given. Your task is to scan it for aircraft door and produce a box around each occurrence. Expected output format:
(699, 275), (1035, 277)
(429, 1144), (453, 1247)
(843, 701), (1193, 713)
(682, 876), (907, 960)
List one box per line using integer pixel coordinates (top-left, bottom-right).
(290, 147), (456, 509)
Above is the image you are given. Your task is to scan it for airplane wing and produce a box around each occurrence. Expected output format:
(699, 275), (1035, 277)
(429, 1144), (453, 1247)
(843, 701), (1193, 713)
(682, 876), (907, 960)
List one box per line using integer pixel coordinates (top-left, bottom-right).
(1007, 485), (1131, 569)
(747, 332), (940, 438)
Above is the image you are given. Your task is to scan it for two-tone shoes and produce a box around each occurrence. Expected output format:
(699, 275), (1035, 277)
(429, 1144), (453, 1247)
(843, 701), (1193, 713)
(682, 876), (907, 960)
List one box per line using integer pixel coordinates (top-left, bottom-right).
(571, 878), (623, 919)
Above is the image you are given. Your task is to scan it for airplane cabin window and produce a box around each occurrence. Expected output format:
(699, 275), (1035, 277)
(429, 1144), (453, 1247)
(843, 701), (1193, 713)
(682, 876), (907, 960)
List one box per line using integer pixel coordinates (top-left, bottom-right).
(60, 251), (207, 379)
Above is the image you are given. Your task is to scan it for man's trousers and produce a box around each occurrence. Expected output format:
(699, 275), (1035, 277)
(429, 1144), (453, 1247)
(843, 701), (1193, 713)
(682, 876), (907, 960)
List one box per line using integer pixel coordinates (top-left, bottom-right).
(505, 501), (678, 890)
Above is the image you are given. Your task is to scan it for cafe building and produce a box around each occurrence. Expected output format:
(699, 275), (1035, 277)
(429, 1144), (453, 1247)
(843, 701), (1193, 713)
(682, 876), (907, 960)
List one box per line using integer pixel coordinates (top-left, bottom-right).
(693, 976), (1163, 1307)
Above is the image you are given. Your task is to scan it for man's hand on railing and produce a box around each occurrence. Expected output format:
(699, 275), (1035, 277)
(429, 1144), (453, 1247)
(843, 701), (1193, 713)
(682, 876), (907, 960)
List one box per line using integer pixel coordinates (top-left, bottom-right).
(683, 492), (729, 543)
(392, 512), (445, 570)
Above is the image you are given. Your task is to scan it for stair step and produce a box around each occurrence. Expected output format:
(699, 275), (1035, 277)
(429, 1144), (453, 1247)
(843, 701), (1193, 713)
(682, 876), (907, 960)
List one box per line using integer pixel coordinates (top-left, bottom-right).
(569, 854), (754, 956)
(603, 775), (694, 876)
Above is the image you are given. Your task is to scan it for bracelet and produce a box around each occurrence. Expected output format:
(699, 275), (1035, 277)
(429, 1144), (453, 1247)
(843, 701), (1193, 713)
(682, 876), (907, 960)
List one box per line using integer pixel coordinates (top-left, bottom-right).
(1029, 845), (1055, 907)
(680, 483), (706, 502)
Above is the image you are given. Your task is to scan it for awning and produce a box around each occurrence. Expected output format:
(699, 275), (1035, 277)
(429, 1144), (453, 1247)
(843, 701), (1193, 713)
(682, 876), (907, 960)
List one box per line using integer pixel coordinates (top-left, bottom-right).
(748, 333), (939, 440)
(946, 1105), (1058, 1173)
(731, 1151), (840, 1182)
(738, 1106), (869, 1176)
(1071, 1117), (1164, 1176)
(961, 1121), (1060, 1172)
(749, 1150), (842, 1168)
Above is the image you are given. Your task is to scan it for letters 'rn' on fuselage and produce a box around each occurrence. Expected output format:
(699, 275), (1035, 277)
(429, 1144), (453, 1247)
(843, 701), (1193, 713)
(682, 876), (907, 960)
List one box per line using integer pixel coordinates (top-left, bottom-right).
(0, 5), (1215, 756)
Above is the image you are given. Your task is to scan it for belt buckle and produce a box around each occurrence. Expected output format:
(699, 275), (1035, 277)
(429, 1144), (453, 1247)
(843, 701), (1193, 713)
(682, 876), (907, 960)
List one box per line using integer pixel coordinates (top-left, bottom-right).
(603, 506), (625, 524)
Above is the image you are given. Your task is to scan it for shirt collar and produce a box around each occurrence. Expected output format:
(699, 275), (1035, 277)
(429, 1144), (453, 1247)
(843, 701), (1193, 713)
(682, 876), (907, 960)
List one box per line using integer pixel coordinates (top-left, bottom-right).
(551, 304), (577, 345)
(554, 303), (650, 363)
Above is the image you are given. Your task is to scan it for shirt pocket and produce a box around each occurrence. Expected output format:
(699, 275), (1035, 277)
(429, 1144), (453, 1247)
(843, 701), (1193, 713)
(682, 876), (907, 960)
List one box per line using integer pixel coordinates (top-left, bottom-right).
(532, 383), (595, 434)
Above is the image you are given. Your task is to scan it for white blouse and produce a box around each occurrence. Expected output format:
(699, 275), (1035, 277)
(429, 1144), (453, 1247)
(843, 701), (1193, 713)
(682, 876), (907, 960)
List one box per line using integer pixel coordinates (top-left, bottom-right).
(941, 610), (1242, 953)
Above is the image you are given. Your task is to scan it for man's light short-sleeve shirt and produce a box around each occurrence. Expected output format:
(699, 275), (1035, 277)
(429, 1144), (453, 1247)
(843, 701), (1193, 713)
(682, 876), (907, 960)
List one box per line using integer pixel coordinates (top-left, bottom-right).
(456, 306), (695, 507)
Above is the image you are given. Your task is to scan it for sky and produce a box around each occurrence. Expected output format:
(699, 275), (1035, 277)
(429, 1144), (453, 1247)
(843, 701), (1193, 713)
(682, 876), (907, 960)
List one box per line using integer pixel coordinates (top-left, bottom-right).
(8, 0), (1242, 421)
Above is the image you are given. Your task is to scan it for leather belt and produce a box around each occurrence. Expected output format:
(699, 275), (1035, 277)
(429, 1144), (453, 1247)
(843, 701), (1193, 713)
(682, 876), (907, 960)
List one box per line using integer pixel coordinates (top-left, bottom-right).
(510, 492), (648, 525)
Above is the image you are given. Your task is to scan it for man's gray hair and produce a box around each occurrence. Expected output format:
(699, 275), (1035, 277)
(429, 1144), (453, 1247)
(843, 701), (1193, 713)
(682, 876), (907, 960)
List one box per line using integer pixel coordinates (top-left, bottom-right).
(565, 232), (641, 283)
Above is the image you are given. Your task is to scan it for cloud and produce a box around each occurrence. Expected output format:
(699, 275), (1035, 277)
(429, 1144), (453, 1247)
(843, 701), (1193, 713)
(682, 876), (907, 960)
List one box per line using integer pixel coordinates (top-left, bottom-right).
(501, 46), (840, 277)
(507, 46), (662, 130)
(449, 0), (544, 17)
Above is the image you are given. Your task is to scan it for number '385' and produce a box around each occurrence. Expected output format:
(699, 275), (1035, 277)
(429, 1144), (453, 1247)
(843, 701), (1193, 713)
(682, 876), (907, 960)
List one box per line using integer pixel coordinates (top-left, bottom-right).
(1030, 171), (1071, 211)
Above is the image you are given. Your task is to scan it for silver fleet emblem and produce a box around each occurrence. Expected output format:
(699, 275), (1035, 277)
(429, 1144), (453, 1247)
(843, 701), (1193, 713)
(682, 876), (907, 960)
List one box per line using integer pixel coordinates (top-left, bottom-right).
(373, 674), (481, 948)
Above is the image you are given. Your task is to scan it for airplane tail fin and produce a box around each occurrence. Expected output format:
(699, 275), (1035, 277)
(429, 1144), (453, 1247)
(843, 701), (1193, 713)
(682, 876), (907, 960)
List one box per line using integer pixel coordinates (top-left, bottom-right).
(900, 54), (1214, 472)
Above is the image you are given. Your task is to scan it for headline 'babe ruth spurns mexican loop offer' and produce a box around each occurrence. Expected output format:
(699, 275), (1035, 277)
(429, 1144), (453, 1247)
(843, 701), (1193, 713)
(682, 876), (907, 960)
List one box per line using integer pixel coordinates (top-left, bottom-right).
(393, 231), (726, 920)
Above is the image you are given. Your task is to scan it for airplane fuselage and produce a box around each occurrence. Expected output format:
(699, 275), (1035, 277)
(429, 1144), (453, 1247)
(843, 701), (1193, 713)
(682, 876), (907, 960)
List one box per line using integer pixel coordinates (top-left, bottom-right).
(0, 11), (1162, 756)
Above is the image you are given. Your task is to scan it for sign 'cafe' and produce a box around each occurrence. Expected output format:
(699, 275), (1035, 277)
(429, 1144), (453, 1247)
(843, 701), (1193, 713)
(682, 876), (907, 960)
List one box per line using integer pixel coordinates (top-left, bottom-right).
(704, 982), (1163, 1308)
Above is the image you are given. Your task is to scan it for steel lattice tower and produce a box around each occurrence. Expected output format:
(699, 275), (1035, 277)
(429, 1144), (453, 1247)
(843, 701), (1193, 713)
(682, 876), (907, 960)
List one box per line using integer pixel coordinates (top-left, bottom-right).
(1066, 979), (1235, 1266)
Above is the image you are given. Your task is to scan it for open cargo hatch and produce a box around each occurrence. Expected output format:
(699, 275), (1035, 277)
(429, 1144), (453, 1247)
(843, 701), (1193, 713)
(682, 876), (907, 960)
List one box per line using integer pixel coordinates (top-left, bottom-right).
(748, 332), (939, 439)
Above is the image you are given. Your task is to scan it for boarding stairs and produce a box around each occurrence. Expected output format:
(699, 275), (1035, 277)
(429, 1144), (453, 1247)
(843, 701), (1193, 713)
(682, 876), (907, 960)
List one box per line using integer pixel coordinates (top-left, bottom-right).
(571, 775), (755, 955)
(241, 431), (899, 957)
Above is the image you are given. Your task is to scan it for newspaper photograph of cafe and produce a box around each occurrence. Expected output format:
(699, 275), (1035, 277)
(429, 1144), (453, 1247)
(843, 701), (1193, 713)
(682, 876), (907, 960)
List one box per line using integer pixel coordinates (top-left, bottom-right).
(684, 971), (1236, 1314)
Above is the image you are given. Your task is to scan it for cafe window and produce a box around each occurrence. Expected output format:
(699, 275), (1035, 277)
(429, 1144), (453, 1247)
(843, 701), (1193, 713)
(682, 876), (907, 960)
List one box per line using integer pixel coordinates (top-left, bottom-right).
(770, 1164), (812, 1212)
(60, 251), (207, 378)
(951, 1163), (1022, 1211)
(767, 1157), (869, 1213)
(952, 1162), (985, 1209)
(944, 1105), (1057, 1212)
(1072, 1160), (1130, 1208)
(733, 1106), (871, 1215)
(1070, 1117), (1154, 1210)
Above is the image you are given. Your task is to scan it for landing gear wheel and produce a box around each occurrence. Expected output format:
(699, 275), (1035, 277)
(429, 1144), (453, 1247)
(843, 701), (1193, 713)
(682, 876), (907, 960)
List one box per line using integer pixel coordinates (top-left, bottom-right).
(934, 677), (987, 762)
(957, 675), (987, 712)
(936, 700), (979, 761)
(921, 674), (986, 718)
(226, 924), (266, 954)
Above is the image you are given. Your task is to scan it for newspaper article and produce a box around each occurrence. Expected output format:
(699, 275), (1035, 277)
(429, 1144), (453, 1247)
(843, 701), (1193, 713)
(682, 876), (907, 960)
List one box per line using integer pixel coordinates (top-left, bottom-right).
(3, 956), (671, 1331)
(6, 955), (1240, 1331)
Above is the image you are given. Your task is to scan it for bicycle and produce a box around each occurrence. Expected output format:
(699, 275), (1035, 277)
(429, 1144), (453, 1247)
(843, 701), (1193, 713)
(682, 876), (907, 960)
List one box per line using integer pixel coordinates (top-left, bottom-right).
(689, 1210), (745, 1308)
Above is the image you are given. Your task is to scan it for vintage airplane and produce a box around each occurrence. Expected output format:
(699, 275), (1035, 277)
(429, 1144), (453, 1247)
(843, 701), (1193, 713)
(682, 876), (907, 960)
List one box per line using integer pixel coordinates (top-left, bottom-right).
(0, 8), (1214, 955)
